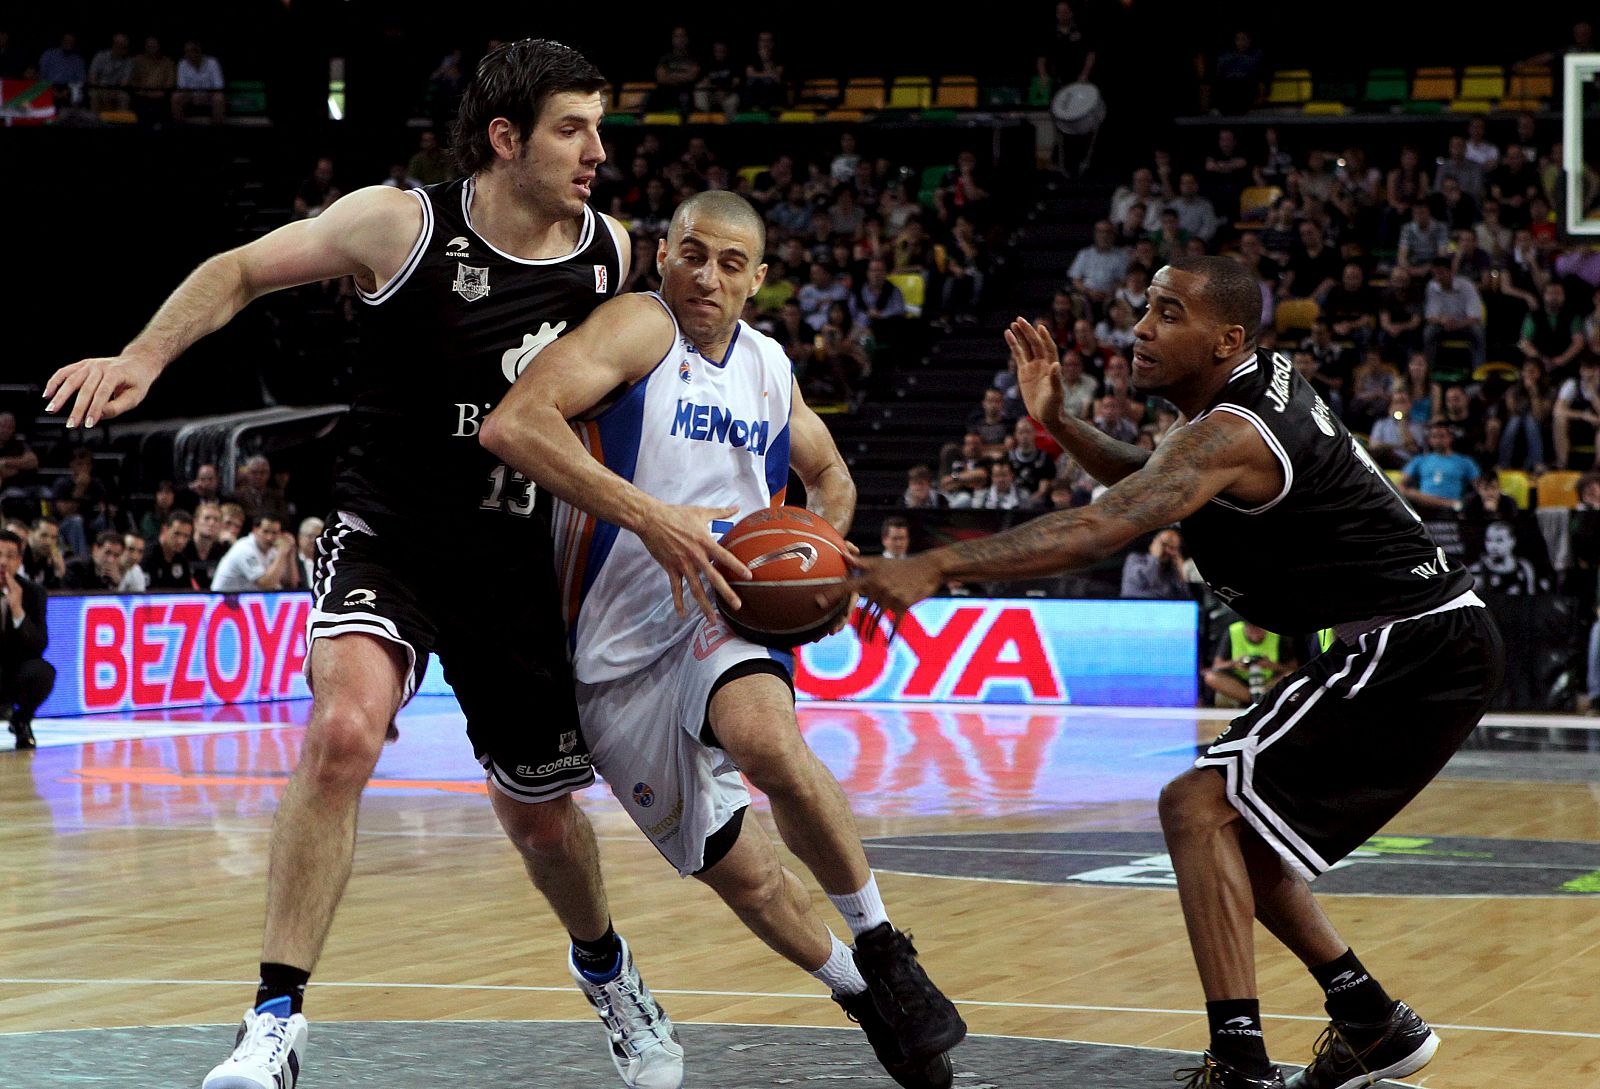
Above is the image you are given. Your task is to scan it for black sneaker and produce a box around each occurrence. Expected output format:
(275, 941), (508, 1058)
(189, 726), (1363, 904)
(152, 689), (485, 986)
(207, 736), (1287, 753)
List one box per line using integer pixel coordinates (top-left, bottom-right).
(850, 923), (966, 1061)
(833, 989), (953, 1089)
(8, 717), (35, 750)
(1174, 1052), (1286, 1088)
(1284, 1001), (1439, 1089)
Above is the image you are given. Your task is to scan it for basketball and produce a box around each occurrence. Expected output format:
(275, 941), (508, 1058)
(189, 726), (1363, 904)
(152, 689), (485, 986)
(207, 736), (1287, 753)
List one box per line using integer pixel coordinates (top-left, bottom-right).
(716, 506), (853, 647)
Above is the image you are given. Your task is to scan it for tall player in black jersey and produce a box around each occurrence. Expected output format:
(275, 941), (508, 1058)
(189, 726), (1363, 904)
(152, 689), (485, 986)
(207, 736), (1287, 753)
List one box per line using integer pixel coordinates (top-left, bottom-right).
(838, 256), (1502, 1089)
(44, 40), (687, 1089)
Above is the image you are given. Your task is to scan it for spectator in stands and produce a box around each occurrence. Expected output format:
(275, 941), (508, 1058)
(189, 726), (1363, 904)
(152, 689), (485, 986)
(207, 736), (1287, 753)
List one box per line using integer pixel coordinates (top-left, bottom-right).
(742, 30), (784, 112)
(828, 186), (865, 239)
(797, 262), (848, 332)
(130, 36), (175, 127)
(967, 387), (1016, 450)
(1475, 198), (1513, 262)
(1252, 126), (1293, 190)
(51, 448), (108, 554)
(1167, 173), (1218, 245)
(1519, 282), (1584, 374)
(1114, 263), (1150, 319)
(1314, 263), (1372, 350)
(1280, 219), (1340, 302)
(0, 412), (38, 502)
(1436, 176), (1481, 232)
(1008, 419), (1057, 506)
(1435, 135), (1487, 203)
(178, 462), (221, 511)
(1488, 145), (1541, 229)
(1423, 258), (1487, 369)
(119, 531), (148, 592)
(1378, 265), (1425, 359)
(212, 513), (296, 592)
(140, 510), (194, 590)
(1296, 148), (1337, 207)
(975, 459), (1029, 511)
(651, 26), (700, 112)
(136, 480), (178, 540)
(1204, 619), (1298, 707)
(218, 501), (246, 545)
(879, 516), (911, 559)
(1292, 348), (1342, 419)
(1565, 474), (1600, 612)
(1452, 228), (1492, 287)
(1463, 116), (1500, 171)
(232, 455), (286, 519)
(1367, 390), (1425, 469)
(407, 130), (451, 186)
(184, 501), (225, 586)
(891, 216), (937, 275)
(696, 40), (739, 118)
(1093, 392), (1139, 444)
(296, 516), (323, 589)
(939, 432), (990, 508)
(1202, 129), (1250, 219)
(1101, 354), (1146, 423)
(381, 162), (420, 191)
(1402, 421), (1480, 512)
(1114, 201), (1149, 249)
(1056, 349), (1098, 421)
(62, 530), (124, 590)
(1397, 201), (1451, 274)
(39, 32), (86, 100)
(1072, 317), (1113, 372)
(0, 528), (52, 750)
(1495, 384), (1547, 471)
(1459, 474), (1521, 565)
(172, 40), (224, 123)
(829, 132), (861, 187)
(1439, 382), (1488, 459)
(903, 465), (947, 510)
(1402, 352), (1438, 423)
(1121, 528), (1189, 599)
(939, 215), (987, 326)
(1069, 221), (1130, 314)
(850, 257), (906, 331)
(1095, 298), (1138, 355)
(1468, 520), (1546, 595)
(1038, 1), (1098, 89)
(1148, 207), (1189, 265)
(88, 32), (133, 113)
(25, 518), (64, 589)
(1555, 355), (1600, 470)
(765, 183), (812, 238)
(1111, 167), (1161, 224)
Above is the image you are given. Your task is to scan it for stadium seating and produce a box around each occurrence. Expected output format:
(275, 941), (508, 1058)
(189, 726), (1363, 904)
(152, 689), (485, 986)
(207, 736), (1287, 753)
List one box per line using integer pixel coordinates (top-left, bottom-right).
(1266, 70), (1313, 105)
(1538, 471), (1583, 509)
(933, 76), (979, 110)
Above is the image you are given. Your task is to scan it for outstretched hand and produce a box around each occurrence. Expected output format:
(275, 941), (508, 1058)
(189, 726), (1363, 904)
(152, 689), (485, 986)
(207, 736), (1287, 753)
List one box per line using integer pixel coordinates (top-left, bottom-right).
(42, 354), (162, 429)
(1005, 318), (1064, 425)
(816, 553), (944, 642)
(637, 504), (753, 622)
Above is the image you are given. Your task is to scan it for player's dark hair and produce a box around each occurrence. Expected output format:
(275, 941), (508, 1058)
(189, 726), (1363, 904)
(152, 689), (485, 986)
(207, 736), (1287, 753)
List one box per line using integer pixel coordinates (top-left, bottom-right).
(451, 39), (607, 177)
(1166, 255), (1262, 343)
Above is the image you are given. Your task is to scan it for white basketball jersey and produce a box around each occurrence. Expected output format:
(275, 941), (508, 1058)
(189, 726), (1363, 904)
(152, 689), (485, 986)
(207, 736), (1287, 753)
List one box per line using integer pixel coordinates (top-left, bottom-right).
(554, 293), (794, 683)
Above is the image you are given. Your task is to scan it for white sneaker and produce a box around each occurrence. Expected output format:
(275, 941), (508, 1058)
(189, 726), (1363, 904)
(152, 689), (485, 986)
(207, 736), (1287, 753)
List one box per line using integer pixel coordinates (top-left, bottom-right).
(567, 936), (685, 1089)
(202, 1008), (308, 1089)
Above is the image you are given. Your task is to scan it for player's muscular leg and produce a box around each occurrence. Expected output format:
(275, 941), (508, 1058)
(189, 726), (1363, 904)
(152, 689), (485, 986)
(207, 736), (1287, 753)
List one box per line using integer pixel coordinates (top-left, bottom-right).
(1158, 767), (1260, 1000)
(709, 674), (870, 894)
(262, 634), (407, 971)
(490, 789), (611, 942)
(1238, 832), (1348, 969)
(695, 817), (832, 970)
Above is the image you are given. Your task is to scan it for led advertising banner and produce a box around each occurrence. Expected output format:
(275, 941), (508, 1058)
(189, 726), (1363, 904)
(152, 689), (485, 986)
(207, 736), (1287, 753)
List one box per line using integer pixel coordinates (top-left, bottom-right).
(39, 594), (1197, 714)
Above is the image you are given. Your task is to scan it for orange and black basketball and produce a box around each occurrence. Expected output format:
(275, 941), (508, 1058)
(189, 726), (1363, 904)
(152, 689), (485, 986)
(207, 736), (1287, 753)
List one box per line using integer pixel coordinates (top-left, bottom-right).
(716, 506), (853, 647)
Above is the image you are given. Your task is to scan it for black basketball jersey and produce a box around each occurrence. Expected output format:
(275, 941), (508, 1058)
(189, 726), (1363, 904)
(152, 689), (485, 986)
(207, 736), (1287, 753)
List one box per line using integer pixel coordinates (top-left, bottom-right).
(1180, 352), (1472, 633)
(331, 177), (623, 545)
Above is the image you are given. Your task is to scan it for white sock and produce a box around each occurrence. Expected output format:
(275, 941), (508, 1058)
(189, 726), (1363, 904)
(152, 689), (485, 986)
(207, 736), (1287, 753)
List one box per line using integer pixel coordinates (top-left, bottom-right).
(809, 931), (867, 996)
(827, 874), (889, 937)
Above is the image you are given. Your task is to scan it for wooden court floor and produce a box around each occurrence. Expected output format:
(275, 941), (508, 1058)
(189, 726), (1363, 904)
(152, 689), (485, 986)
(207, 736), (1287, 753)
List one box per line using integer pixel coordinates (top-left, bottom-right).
(2, 700), (1598, 1087)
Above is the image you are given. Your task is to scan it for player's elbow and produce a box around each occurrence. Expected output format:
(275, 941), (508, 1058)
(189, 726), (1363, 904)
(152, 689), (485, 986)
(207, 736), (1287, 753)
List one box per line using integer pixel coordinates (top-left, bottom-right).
(477, 410), (518, 462)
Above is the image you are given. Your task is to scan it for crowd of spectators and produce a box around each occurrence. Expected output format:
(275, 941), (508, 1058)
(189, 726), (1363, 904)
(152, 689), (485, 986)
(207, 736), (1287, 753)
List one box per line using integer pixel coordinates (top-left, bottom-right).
(3, 28), (226, 125)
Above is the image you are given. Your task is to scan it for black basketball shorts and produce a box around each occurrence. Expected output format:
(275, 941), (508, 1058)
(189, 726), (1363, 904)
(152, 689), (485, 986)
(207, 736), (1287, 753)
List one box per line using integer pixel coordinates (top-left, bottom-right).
(1197, 595), (1503, 880)
(307, 512), (594, 803)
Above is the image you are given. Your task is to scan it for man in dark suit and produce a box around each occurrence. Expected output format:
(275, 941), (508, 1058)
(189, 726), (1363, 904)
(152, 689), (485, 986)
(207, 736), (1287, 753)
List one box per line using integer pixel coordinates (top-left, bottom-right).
(0, 529), (54, 750)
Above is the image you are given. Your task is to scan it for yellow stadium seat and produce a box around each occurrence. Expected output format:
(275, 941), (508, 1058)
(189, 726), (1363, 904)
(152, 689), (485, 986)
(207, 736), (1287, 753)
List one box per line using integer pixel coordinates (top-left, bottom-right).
(1474, 362), (1520, 383)
(615, 82), (653, 112)
(737, 165), (765, 188)
(1508, 66), (1553, 99)
(1267, 69), (1313, 105)
(933, 76), (978, 109)
(887, 272), (926, 316)
(641, 112), (682, 125)
(795, 78), (840, 108)
(1411, 67), (1457, 101)
(888, 77), (933, 110)
(1496, 98), (1544, 112)
(776, 109), (817, 123)
(1448, 99), (1493, 113)
(1302, 100), (1347, 115)
(1497, 469), (1531, 510)
(1537, 471), (1583, 509)
(822, 109), (866, 122)
(1274, 297), (1320, 336)
(842, 78), (886, 110)
(687, 112), (725, 124)
(1385, 468), (1407, 488)
(1236, 185), (1281, 224)
(1460, 65), (1505, 100)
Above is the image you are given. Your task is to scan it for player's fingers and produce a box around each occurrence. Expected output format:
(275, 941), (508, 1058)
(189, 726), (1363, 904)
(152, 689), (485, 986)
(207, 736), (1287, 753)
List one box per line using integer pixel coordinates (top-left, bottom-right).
(842, 539), (862, 558)
(43, 362), (85, 407)
(45, 364), (90, 415)
(84, 374), (122, 429)
(687, 571), (720, 624)
(703, 561), (742, 612)
(708, 540), (752, 581)
(1033, 320), (1059, 357)
(669, 571), (687, 618)
(65, 370), (107, 428)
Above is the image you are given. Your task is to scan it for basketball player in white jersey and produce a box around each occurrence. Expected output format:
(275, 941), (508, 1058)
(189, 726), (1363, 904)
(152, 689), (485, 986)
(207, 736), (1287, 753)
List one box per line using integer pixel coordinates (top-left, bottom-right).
(44, 40), (685, 1089)
(480, 191), (966, 1088)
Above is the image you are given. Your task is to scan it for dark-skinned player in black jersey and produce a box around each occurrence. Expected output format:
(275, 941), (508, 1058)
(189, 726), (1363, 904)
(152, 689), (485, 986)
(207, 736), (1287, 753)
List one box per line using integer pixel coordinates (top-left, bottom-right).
(831, 255), (1502, 1089)
(44, 39), (696, 1089)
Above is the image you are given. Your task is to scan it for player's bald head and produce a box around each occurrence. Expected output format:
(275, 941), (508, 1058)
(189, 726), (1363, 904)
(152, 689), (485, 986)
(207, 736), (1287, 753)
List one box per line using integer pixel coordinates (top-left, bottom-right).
(668, 191), (767, 257)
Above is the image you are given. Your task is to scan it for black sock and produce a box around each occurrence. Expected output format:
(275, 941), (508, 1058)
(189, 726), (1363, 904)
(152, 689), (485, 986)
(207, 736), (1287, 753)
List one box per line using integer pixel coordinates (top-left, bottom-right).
(256, 963), (310, 1017)
(570, 922), (621, 979)
(1310, 948), (1393, 1024)
(1206, 998), (1271, 1076)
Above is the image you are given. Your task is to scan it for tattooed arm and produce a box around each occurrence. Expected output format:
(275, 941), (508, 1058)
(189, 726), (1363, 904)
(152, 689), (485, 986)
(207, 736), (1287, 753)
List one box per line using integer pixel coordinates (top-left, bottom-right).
(841, 411), (1279, 617)
(1006, 318), (1151, 485)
